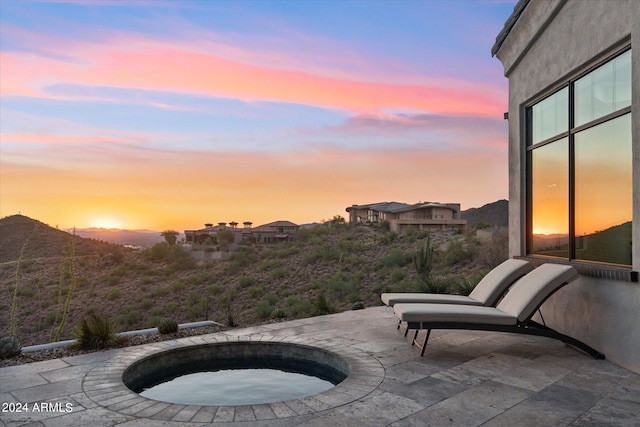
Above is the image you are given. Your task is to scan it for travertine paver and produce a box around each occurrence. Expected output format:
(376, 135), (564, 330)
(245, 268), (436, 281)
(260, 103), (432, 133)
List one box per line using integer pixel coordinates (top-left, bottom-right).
(1, 306), (638, 426)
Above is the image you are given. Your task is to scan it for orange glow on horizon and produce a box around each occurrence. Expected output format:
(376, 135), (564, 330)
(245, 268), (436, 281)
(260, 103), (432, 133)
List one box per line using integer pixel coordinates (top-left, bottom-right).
(0, 147), (508, 231)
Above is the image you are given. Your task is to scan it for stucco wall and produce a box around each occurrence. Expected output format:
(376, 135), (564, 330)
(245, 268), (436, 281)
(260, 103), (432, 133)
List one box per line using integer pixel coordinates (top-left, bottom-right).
(495, 0), (639, 372)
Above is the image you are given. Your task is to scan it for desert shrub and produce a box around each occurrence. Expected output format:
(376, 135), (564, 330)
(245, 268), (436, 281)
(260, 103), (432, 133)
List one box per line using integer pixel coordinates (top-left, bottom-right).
(186, 296), (209, 320)
(139, 298), (153, 310)
(337, 236), (365, 253)
(108, 248), (125, 264)
(254, 294), (278, 320)
(111, 265), (128, 277)
(255, 299), (275, 320)
(186, 272), (215, 286)
(287, 298), (315, 318)
(145, 242), (170, 261)
(270, 308), (287, 319)
(107, 289), (121, 300)
(107, 276), (120, 286)
(165, 302), (178, 313)
(477, 231), (509, 269)
(171, 280), (187, 292)
(44, 310), (59, 326)
(352, 302), (365, 310)
(319, 270), (359, 299)
(269, 267), (289, 280)
(417, 275), (451, 294)
(227, 247), (256, 273)
(186, 291), (200, 305)
(166, 245), (196, 271)
(0, 337), (22, 359)
(259, 260), (281, 271)
(238, 275), (256, 288)
(85, 306), (96, 315)
(377, 231), (398, 244)
(303, 244), (340, 264)
(157, 318), (179, 334)
(146, 316), (162, 329)
(73, 314), (123, 350)
(390, 267), (406, 283)
(247, 286), (265, 298)
(149, 307), (164, 316)
(121, 308), (140, 326)
(313, 294), (334, 315)
(152, 286), (169, 297)
(444, 239), (476, 266)
(379, 248), (413, 269)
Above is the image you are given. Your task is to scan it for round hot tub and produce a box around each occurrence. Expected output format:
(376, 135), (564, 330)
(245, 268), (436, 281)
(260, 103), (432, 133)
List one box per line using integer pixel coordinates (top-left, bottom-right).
(123, 341), (349, 406)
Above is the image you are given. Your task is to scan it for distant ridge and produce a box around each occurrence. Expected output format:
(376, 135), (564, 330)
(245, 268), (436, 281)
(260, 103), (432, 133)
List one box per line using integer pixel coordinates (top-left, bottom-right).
(461, 200), (508, 228)
(0, 215), (117, 263)
(71, 228), (168, 247)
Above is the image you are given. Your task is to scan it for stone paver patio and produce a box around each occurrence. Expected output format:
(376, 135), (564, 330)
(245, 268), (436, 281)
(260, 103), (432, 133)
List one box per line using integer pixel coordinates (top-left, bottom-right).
(1, 306), (638, 426)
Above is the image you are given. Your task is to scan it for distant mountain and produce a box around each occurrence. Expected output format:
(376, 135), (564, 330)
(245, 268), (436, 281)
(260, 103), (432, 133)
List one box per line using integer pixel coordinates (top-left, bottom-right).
(71, 228), (171, 247)
(461, 200), (508, 229)
(0, 215), (117, 263)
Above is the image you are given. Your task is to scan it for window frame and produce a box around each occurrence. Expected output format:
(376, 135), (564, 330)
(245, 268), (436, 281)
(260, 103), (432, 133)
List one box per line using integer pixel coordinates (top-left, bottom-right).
(524, 47), (632, 268)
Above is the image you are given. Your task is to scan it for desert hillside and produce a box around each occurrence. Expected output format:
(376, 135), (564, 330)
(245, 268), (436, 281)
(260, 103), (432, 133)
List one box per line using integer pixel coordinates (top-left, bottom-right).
(0, 215), (117, 263)
(1, 211), (508, 347)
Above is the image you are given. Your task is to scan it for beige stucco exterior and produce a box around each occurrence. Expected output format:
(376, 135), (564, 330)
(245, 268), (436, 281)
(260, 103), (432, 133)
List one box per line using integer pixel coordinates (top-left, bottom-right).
(493, 0), (639, 372)
(346, 202), (466, 233)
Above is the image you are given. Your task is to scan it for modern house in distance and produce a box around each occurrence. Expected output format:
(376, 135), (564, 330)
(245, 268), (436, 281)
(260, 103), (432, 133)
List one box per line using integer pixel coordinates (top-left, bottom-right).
(492, 0), (638, 372)
(346, 202), (466, 233)
(185, 220), (299, 245)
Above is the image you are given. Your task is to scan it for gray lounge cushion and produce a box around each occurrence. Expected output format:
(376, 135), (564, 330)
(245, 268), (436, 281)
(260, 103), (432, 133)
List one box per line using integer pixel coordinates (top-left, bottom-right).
(496, 263), (578, 322)
(394, 303), (516, 326)
(381, 293), (483, 307)
(468, 259), (534, 305)
(393, 263), (579, 327)
(381, 258), (533, 307)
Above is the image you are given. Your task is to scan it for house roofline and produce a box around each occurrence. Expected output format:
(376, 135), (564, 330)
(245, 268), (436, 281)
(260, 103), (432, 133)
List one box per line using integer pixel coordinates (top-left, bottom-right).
(491, 0), (530, 57)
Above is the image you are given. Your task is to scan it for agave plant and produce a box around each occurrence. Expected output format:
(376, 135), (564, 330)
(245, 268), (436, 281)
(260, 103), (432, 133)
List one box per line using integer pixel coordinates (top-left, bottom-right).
(0, 336), (22, 359)
(73, 314), (123, 350)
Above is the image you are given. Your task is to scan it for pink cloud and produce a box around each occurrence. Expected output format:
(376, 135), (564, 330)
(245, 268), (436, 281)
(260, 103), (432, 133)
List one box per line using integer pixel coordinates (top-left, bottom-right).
(1, 132), (147, 145)
(1, 31), (505, 117)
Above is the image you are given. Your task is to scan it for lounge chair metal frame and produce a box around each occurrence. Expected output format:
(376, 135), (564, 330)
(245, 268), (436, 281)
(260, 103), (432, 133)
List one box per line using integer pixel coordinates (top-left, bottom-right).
(405, 282), (605, 359)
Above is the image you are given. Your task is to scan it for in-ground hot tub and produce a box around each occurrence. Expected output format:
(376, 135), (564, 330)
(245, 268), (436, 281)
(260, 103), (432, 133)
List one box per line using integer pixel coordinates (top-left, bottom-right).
(123, 341), (349, 406)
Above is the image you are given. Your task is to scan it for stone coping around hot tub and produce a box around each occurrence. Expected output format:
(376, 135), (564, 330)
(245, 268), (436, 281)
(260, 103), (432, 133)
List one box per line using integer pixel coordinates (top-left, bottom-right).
(82, 334), (385, 423)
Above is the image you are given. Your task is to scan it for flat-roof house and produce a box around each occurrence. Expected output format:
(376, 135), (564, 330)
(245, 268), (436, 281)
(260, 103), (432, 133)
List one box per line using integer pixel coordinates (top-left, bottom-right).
(492, 0), (638, 372)
(346, 202), (466, 233)
(185, 220), (299, 245)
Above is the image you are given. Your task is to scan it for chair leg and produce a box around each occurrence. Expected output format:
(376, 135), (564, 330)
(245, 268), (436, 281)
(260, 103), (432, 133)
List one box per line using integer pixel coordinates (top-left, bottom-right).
(411, 329), (431, 356)
(420, 329), (431, 356)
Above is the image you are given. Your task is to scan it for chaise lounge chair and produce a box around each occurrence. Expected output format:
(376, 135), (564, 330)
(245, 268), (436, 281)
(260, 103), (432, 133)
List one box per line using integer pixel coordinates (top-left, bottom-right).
(393, 263), (605, 359)
(381, 259), (533, 335)
(381, 258), (533, 307)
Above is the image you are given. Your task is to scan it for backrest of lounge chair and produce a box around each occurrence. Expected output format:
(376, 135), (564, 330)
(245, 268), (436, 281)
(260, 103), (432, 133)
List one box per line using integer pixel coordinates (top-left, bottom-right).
(468, 259), (534, 306)
(496, 264), (579, 322)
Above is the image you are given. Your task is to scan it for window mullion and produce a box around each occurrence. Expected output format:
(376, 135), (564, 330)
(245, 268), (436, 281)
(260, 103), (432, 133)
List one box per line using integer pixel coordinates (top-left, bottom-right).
(568, 82), (576, 261)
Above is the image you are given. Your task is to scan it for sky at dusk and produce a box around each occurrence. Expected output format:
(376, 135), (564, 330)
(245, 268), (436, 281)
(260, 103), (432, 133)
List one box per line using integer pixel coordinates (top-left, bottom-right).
(1, 0), (517, 231)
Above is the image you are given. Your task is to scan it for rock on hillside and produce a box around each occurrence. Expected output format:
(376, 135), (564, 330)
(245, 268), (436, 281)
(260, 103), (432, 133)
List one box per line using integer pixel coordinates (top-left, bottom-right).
(462, 200), (508, 228)
(0, 215), (117, 263)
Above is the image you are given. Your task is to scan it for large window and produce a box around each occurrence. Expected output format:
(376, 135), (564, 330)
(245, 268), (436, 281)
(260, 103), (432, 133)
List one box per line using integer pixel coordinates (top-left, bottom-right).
(527, 49), (632, 266)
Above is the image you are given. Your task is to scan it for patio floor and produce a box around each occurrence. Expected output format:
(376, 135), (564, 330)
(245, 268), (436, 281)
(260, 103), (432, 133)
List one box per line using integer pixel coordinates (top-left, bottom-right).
(1, 306), (638, 426)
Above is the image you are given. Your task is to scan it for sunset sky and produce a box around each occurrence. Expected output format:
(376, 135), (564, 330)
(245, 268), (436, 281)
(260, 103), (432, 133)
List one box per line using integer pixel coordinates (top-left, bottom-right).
(1, 0), (516, 231)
